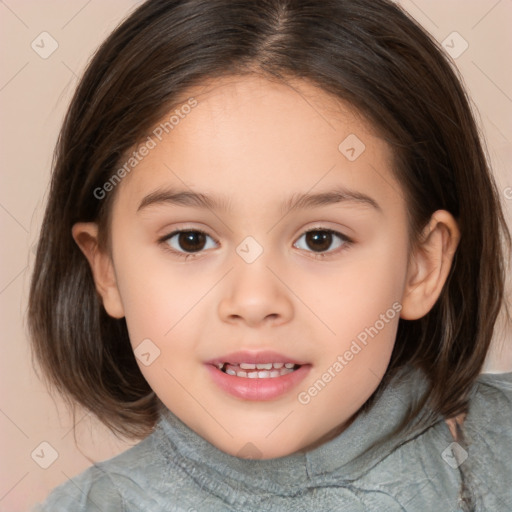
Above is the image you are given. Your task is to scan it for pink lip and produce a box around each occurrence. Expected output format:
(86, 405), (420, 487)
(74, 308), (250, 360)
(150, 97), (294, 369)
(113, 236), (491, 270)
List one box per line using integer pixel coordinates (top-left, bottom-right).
(205, 350), (308, 366)
(206, 359), (311, 401)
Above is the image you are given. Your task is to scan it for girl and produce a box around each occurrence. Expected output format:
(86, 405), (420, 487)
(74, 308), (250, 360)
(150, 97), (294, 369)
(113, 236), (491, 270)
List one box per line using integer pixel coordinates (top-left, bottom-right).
(29, 0), (511, 510)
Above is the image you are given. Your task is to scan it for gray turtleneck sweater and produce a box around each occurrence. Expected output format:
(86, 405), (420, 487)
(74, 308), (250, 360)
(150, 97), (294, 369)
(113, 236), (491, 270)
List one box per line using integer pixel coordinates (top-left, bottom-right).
(33, 366), (512, 511)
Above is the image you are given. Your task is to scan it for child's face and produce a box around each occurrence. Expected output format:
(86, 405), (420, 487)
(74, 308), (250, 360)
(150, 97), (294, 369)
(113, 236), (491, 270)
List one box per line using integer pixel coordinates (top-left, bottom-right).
(105, 74), (413, 458)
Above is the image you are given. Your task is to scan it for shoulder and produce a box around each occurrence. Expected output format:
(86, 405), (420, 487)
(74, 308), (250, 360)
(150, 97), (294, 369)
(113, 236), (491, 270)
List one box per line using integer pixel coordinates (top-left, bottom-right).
(32, 432), (161, 512)
(456, 370), (512, 509)
(461, 370), (512, 464)
(465, 370), (512, 424)
(32, 466), (124, 512)
(446, 370), (512, 439)
(362, 370), (512, 510)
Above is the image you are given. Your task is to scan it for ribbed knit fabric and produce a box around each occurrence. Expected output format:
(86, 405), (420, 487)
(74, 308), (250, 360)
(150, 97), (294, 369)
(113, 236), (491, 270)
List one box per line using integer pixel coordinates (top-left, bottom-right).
(33, 366), (512, 511)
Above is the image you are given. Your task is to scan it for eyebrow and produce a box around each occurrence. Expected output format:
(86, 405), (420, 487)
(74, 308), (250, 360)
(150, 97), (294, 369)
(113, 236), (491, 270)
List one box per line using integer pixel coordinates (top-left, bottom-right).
(137, 186), (381, 215)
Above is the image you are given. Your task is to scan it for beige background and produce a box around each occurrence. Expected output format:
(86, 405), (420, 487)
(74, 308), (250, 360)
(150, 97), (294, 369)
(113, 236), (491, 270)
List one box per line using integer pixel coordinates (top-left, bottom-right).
(0, 1), (511, 510)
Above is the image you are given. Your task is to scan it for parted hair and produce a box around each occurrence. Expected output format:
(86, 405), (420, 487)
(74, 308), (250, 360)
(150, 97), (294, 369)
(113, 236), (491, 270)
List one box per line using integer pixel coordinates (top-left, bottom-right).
(29, 0), (510, 448)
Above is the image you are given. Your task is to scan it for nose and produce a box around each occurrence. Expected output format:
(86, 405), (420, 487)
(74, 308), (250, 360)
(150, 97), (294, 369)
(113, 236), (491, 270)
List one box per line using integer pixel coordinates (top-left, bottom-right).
(217, 257), (294, 328)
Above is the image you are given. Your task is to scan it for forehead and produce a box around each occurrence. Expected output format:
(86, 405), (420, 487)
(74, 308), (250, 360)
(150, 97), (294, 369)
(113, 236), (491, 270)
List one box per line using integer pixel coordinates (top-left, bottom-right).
(114, 74), (398, 214)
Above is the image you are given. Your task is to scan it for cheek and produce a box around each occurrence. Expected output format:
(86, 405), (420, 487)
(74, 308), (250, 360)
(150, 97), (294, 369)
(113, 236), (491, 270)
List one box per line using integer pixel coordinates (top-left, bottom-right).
(113, 241), (213, 359)
(306, 233), (408, 337)
(111, 239), (177, 344)
(297, 233), (408, 403)
(295, 245), (405, 417)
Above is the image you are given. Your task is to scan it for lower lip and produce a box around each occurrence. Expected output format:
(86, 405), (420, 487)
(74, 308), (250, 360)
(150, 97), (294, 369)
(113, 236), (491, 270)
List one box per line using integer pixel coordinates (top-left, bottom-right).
(205, 364), (311, 401)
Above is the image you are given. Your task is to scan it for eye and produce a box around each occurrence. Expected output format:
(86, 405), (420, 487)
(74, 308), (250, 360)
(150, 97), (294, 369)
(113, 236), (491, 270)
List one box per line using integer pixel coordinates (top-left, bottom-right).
(159, 229), (218, 259)
(293, 228), (352, 258)
(159, 227), (352, 261)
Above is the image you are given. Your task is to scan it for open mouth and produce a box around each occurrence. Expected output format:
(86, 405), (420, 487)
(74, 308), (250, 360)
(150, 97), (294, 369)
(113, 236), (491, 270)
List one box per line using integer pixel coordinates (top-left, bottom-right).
(206, 358), (311, 400)
(216, 362), (301, 378)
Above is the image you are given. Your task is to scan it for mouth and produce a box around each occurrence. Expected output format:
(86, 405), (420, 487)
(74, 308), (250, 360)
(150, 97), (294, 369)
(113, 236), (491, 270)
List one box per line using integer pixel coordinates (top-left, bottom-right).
(215, 362), (301, 378)
(204, 351), (311, 400)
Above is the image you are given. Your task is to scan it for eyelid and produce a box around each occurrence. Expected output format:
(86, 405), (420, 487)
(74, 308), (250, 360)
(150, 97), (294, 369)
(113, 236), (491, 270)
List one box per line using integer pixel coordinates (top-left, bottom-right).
(157, 223), (218, 243)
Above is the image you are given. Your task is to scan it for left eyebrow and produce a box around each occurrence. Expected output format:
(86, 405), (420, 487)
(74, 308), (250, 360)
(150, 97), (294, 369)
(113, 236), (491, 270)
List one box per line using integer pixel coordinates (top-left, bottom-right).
(137, 186), (382, 215)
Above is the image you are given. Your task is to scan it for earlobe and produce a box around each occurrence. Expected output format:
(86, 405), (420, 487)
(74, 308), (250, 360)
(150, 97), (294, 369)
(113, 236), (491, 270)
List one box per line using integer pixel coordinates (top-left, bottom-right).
(71, 222), (125, 319)
(400, 210), (460, 320)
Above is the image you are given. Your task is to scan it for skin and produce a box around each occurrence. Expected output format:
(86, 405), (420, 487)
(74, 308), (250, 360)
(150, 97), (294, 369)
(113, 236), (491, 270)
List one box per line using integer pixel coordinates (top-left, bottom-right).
(73, 74), (460, 459)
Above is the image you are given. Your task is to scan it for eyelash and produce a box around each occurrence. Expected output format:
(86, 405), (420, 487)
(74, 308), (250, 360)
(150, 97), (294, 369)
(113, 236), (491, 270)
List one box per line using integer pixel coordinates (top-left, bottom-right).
(158, 227), (353, 261)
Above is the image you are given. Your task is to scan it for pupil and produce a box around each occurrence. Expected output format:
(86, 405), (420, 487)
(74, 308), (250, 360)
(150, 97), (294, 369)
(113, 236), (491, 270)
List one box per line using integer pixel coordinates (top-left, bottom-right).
(306, 231), (331, 252)
(179, 231), (206, 252)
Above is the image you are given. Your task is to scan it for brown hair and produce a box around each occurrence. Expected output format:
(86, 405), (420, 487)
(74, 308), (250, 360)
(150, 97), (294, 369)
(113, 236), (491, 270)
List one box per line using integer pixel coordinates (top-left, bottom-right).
(29, 0), (510, 450)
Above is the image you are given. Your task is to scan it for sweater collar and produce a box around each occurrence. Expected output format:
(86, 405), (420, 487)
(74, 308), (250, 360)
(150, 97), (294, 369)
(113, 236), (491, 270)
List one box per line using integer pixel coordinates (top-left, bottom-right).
(155, 365), (437, 494)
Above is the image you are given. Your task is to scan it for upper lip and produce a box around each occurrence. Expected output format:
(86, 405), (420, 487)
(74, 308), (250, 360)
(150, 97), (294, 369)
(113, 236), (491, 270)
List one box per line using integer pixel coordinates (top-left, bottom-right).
(205, 350), (309, 366)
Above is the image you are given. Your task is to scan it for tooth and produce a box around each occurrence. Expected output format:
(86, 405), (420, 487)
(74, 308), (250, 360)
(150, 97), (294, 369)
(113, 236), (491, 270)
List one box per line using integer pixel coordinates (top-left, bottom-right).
(221, 364), (299, 378)
(256, 363), (273, 370)
(273, 362), (284, 368)
(284, 363), (295, 368)
(240, 363), (256, 369)
(216, 363), (223, 370)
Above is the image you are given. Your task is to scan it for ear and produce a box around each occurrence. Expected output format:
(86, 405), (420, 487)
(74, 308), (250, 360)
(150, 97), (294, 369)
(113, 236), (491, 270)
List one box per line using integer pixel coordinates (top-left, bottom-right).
(71, 222), (125, 319)
(400, 210), (460, 320)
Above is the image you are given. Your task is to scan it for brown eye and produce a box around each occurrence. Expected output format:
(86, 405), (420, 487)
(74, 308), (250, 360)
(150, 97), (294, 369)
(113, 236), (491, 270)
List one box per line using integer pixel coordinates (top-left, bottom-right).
(163, 230), (217, 254)
(305, 231), (332, 252)
(177, 231), (207, 252)
(294, 228), (350, 255)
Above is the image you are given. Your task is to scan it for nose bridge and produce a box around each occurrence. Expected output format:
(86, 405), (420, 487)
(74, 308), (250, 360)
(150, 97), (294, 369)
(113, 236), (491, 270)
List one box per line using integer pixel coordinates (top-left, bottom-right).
(217, 234), (294, 326)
